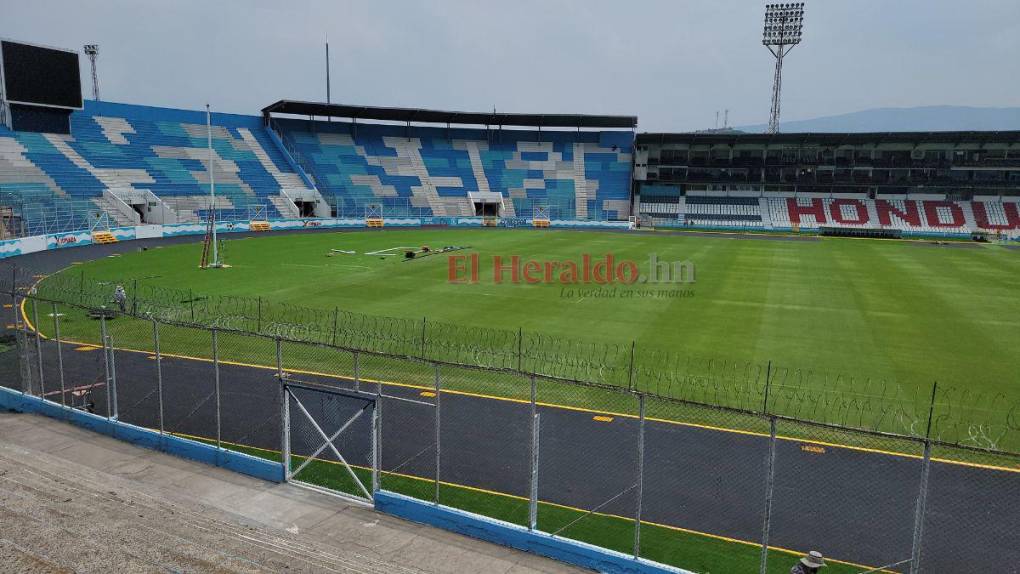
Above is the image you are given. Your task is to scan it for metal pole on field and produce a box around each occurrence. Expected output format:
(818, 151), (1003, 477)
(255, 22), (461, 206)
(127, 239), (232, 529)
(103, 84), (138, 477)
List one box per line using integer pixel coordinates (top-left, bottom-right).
(909, 439), (933, 574)
(212, 329), (221, 451)
(277, 337), (290, 479)
(633, 394), (646, 559)
(153, 320), (164, 437)
(257, 297), (262, 332)
(758, 417), (778, 574)
(762, 360), (773, 414)
(529, 375), (539, 530)
(100, 314), (111, 417)
(51, 303), (65, 409)
(31, 299), (45, 398)
(434, 363), (441, 505)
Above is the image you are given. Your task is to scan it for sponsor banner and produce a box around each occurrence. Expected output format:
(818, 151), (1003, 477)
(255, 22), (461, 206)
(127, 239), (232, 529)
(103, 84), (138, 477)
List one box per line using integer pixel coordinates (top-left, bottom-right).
(48, 231), (92, 250)
(162, 223), (207, 237)
(549, 219), (631, 229)
(110, 227), (137, 241)
(0, 236), (47, 258)
(133, 224), (164, 240)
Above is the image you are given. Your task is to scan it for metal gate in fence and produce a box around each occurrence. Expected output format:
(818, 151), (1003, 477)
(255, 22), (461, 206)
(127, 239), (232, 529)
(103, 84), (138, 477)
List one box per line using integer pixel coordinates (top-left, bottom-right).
(283, 379), (378, 504)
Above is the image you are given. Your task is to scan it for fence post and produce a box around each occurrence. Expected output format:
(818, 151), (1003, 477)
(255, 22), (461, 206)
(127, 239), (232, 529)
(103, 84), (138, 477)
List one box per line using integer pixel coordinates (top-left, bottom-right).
(79, 269), (85, 304)
(108, 329), (118, 420)
(517, 327), (523, 371)
(277, 337), (290, 479)
(257, 297), (262, 333)
(14, 292), (30, 394)
(762, 360), (773, 414)
(31, 298), (45, 398)
(100, 313), (112, 417)
(372, 378), (382, 493)
(758, 416), (778, 574)
(909, 382), (938, 574)
(420, 317), (428, 359)
(51, 303), (66, 409)
(331, 306), (338, 346)
(153, 320), (164, 438)
(353, 350), (361, 393)
(627, 340), (636, 391)
(212, 328), (221, 452)
(909, 439), (932, 574)
(434, 363), (441, 505)
(189, 288), (195, 322)
(529, 374), (539, 530)
(633, 394), (646, 559)
(131, 279), (138, 315)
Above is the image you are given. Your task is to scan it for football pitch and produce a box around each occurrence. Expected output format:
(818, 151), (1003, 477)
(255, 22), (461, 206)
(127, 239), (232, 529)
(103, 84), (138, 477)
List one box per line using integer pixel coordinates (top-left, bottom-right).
(44, 228), (1019, 392)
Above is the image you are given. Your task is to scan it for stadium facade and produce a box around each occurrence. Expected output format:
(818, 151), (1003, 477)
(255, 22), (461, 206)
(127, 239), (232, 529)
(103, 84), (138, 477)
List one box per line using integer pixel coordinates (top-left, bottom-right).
(634, 131), (1020, 235)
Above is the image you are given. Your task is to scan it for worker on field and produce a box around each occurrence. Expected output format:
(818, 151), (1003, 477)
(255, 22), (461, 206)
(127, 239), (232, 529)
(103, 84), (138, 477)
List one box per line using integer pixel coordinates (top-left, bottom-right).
(790, 551), (826, 574)
(113, 284), (127, 312)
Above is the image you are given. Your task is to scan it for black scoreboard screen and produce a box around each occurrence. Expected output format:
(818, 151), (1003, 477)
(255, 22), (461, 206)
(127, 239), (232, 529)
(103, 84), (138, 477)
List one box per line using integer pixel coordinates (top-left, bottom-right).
(1, 40), (83, 109)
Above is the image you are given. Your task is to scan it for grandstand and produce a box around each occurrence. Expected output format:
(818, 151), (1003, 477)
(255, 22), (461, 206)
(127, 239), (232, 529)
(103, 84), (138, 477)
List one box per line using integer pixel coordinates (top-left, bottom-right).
(264, 101), (635, 220)
(0, 100), (321, 236)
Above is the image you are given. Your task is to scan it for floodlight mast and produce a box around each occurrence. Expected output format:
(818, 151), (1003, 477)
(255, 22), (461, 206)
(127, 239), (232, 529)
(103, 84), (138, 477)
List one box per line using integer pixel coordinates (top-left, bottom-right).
(84, 44), (100, 101)
(762, 3), (804, 134)
(206, 104), (221, 268)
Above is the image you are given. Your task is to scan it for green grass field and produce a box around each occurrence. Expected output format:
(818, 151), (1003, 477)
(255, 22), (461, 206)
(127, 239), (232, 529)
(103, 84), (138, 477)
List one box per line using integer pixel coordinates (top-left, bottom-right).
(45, 228), (1019, 392)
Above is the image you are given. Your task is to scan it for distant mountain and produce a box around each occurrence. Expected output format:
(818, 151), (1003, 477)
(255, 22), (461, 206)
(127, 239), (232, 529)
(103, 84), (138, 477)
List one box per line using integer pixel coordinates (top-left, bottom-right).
(737, 106), (1020, 133)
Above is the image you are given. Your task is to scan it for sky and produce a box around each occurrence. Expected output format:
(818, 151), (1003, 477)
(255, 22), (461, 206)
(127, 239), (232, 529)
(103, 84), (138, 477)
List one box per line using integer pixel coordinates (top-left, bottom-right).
(4, 0), (1020, 132)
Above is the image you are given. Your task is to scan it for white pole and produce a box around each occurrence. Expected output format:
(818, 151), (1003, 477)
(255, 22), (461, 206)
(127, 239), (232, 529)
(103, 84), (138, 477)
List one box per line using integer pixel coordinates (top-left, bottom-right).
(206, 104), (219, 267)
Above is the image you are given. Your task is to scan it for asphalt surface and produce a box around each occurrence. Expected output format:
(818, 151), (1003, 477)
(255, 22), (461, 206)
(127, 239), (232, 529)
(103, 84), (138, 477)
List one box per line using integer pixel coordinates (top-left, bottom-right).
(4, 234), (1020, 573)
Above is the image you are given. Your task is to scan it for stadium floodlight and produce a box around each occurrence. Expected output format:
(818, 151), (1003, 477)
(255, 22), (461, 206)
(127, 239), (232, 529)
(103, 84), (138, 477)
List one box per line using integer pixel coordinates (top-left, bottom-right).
(762, 3), (805, 134)
(84, 44), (100, 101)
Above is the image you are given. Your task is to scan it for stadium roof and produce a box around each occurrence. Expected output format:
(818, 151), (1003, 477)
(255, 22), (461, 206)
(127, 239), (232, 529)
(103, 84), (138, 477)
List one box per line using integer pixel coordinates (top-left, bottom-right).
(261, 100), (637, 129)
(637, 131), (1020, 146)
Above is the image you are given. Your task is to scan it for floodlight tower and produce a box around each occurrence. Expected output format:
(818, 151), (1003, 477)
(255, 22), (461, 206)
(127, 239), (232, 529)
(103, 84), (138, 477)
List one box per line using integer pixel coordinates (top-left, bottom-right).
(84, 44), (100, 101)
(762, 3), (805, 134)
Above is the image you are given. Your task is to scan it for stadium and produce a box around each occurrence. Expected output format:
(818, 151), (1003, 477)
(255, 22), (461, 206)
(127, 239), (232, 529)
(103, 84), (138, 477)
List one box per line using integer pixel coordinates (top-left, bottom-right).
(1, 5), (1019, 574)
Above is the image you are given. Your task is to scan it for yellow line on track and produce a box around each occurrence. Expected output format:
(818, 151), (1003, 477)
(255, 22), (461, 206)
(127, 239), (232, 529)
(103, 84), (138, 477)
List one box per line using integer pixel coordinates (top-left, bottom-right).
(18, 297), (1020, 476)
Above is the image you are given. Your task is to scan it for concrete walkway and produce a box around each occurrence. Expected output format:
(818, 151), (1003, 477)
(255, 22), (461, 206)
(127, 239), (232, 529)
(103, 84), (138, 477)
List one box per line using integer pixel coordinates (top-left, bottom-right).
(0, 411), (581, 574)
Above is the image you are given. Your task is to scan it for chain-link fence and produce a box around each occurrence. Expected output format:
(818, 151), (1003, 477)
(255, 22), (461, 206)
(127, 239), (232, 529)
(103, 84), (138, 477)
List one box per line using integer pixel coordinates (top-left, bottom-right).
(22, 260), (1020, 453)
(6, 285), (1020, 574)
